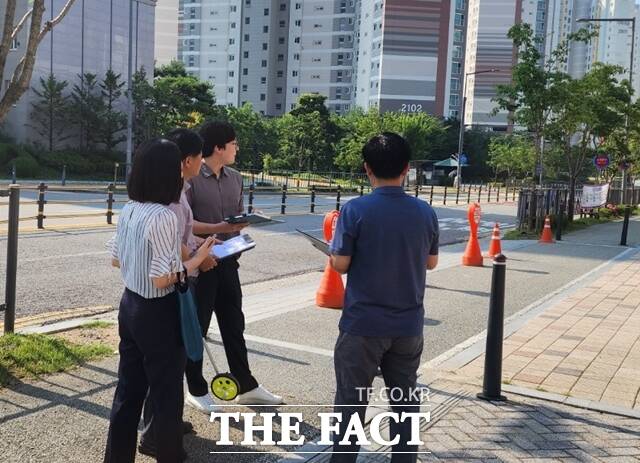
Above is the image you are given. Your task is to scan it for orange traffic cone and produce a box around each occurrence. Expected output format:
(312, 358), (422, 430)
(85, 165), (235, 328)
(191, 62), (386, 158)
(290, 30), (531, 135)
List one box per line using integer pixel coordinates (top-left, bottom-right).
(316, 262), (344, 309)
(485, 223), (502, 258)
(539, 216), (555, 244)
(462, 234), (484, 267)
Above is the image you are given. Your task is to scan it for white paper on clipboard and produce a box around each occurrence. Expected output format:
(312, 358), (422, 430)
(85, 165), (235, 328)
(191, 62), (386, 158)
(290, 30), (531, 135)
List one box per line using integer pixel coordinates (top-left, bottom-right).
(211, 234), (256, 260)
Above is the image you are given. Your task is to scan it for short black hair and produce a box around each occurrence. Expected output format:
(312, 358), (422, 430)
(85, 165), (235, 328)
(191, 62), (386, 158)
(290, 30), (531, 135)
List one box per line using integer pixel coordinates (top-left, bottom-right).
(362, 132), (411, 179)
(199, 120), (236, 158)
(166, 128), (203, 161)
(127, 138), (183, 205)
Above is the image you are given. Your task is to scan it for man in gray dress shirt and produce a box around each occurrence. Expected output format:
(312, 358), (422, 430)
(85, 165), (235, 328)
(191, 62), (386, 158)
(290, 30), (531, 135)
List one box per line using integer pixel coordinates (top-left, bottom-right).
(184, 121), (283, 411)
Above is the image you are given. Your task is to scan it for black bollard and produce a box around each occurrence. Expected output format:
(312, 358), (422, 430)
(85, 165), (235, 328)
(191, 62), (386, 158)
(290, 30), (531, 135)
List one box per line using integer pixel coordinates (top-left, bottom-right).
(4, 185), (20, 333)
(311, 186), (316, 213)
(415, 184), (419, 198)
(555, 204), (564, 242)
(443, 186), (448, 205)
(336, 185), (341, 211)
(620, 205), (631, 246)
(478, 253), (508, 402)
(248, 184), (255, 214)
(359, 185), (364, 197)
(429, 185), (434, 205)
(36, 182), (47, 229)
(107, 183), (115, 225)
(281, 184), (287, 215)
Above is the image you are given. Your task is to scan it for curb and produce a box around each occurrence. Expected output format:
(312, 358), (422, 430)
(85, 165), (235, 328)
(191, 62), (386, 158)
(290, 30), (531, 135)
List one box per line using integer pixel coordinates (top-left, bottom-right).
(1, 305), (114, 333)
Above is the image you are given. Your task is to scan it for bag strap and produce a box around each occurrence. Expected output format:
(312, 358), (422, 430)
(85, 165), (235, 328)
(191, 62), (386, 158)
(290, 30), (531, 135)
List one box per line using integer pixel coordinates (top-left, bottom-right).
(175, 265), (189, 293)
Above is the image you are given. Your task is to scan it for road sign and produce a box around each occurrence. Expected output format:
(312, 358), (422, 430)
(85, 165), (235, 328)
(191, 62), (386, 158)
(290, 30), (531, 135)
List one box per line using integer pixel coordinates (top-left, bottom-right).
(460, 154), (468, 165)
(593, 154), (609, 170)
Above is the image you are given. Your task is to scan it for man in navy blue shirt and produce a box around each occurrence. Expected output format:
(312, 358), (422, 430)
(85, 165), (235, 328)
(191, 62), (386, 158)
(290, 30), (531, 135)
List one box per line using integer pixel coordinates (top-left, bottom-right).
(329, 133), (439, 463)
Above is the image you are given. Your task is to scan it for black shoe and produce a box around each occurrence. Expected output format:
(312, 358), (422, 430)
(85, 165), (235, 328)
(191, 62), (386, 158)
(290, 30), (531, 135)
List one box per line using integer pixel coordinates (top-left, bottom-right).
(183, 421), (194, 434)
(138, 443), (188, 461)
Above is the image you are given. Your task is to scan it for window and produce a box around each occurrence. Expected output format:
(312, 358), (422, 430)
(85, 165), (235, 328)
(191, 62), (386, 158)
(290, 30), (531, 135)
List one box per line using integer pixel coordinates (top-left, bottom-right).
(230, 5), (237, 12)
(456, 0), (465, 10)
(292, 87), (299, 94)
(449, 94), (460, 106)
(294, 37), (300, 43)
(277, 54), (284, 61)
(261, 77), (267, 84)
(315, 6), (324, 11)
(276, 87), (283, 94)
(313, 40), (322, 45)
(295, 3), (301, 9)
(314, 24), (321, 28)
(294, 53), (300, 60)
(231, 22), (236, 28)
(279, 20), (286, 27)
(242, 84), (248, 91)
(311, 74), (320, 79)
(295, 20), (301, 26)
(276, 103), (282, 110)
(245, 17), (250, 24)
(229, 87), (234, 93)
(454, 30), (463, 42)
(263, 26), (269, 33)
(339, 37), (345, 43)
(260, 94), (266, 101)
(229, 71), (235, 77)
(313, 58), (321, 63)
(279, 37), (285, 44)
(245, 0), (251, 4)
(292, 70), (298, 77)
(452, 62), (461, 74)
(229, 38), (235, 45)
(280, 3), (287, 11)
(229, 54), (235, 61)
(264, 8), (269, 15)
(243, 68), (248, 75)
(262, 60), (267, 67)
(453, 45), (462, 59)
(263, 43), (268, 50)
(450, 78), (460, 91)
(455, 13), (464, 26)
(243, 51), (249, 58)
(190, 8), (196, 18)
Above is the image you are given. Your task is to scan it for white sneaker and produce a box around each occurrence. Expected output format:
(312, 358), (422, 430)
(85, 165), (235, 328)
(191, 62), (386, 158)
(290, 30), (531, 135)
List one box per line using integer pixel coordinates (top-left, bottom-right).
(236, 385), (284, 405)
(185, 391), (219, 415)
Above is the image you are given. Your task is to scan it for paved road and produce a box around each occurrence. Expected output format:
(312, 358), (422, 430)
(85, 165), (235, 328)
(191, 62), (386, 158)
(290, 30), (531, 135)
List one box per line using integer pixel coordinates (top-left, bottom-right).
(0, 200), (517, 317)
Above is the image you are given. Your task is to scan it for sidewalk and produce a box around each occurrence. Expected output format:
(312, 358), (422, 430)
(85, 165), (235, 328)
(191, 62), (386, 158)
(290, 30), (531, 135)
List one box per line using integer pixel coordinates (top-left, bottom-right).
(1, 219), (639, 462)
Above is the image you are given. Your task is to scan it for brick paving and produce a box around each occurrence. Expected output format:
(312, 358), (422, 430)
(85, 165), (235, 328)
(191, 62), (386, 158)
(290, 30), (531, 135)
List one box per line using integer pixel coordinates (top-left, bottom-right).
(461, 253), (640, 410)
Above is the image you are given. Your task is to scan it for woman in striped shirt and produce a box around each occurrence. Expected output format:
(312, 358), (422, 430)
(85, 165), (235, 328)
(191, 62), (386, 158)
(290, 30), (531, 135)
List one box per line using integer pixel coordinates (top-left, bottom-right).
(104, 138), (214, 463)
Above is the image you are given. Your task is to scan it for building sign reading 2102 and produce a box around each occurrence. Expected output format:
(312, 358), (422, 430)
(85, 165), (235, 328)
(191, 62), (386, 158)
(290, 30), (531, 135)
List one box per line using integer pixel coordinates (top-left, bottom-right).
(400, 103), (423, 113)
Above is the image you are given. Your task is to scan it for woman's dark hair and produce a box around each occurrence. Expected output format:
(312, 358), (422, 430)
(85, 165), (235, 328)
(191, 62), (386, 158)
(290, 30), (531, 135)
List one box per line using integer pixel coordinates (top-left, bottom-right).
(127, 138), (183, 205)
(199, 120), (236, 158)
(166, 128), (203, 160)
(362, 132), (411, 179)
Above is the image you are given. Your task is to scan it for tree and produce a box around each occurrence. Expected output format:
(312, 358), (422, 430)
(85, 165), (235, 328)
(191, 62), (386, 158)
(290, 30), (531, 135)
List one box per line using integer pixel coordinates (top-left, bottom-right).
(154, 60), (189, 78)
(493, 23), (594, 181)
(224, 103), (277, 170)
(28, 74), (71, 151)
(98, 69), (126, 152)
(276, 111), (329, 171)
(488, 134), (536, 180)
(547, 63), (629, 217)
(68, 73), (103, 150)
(0, 0), (77, 122)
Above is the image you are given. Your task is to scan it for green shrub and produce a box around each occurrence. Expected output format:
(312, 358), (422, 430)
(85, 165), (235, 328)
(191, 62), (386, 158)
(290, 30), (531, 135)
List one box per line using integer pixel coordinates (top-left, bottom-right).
(0, 143), (27, 168)
(13, 154), (40, 178)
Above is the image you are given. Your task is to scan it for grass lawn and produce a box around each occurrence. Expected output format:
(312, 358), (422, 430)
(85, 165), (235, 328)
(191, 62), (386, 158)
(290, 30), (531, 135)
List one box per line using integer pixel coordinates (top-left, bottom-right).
(0, 333), (112, 388)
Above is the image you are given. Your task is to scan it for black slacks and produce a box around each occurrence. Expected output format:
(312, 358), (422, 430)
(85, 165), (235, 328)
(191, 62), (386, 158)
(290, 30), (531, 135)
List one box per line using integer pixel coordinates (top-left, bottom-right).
(185, 258), (258, 396)
(104, 288), (186, 463)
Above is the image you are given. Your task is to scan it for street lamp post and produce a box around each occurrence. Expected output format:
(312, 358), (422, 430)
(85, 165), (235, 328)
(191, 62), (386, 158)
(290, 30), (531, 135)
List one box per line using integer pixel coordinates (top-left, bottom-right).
(578, 17), (636, 203)
(457, 69), (500, 187)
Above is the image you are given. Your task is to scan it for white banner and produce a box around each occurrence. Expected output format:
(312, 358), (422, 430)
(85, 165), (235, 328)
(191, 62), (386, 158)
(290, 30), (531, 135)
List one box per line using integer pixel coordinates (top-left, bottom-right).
(581, 184), (610, 209)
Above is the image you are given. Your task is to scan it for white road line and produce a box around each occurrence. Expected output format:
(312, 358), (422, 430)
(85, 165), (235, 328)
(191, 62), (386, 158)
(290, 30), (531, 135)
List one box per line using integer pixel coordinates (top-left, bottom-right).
(19, 251), (109, 263)
(208, 332), (335, 358)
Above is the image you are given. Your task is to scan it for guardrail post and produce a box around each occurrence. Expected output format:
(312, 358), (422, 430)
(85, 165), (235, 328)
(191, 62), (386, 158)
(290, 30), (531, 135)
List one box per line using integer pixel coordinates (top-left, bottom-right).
(36, 182), (47, 229)
(513, 186), (517, 202)
(311, 186), (316, 213)
(281, 184), (287, 215)
(477, 185), (482, 203)
(477, 253), (507, 402)
(429, 185), (434, 205)
(61, 165), (67, 186)
(443, 186), (448, 205)
(496, 186), (500, 203)
(456, 186), (461, 205)
(248, 183), (255, 214)
(4, 185), (20, 333)
(415, 183), (419, 198)
(336, 185), (341, 211)
(488, 185), (492, 203)
(107, 183), (115, 225)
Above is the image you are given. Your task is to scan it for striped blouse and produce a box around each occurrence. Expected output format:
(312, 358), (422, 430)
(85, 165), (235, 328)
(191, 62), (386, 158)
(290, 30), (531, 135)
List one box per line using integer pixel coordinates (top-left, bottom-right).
(107, 201), (182, 299)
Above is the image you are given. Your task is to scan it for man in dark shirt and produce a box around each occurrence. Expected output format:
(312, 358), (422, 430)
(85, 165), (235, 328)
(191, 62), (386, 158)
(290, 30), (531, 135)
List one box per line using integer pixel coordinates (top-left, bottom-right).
(329, 133), (439, 463)
(184, 121), (283, 412)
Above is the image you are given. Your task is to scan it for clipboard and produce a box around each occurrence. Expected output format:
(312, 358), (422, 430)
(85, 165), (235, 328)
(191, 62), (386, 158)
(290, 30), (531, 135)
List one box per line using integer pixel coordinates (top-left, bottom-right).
(296, 229), (330, 256)
(225, 212), (273, 225)
(211, 234), (256, 260)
